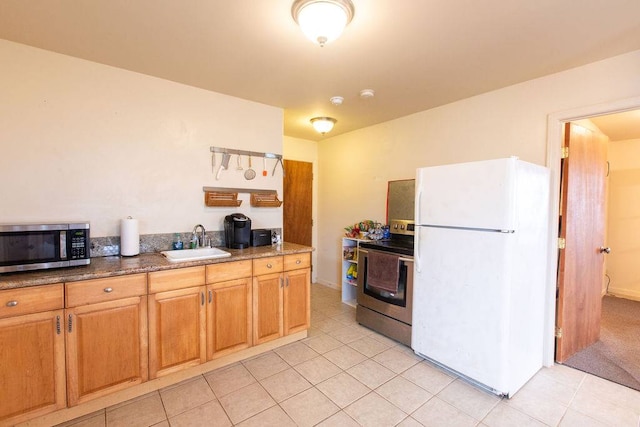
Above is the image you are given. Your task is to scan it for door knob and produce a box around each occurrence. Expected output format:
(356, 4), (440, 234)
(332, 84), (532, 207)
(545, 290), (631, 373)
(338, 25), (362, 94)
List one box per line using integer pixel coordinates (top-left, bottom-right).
(599, 246), (611, 254)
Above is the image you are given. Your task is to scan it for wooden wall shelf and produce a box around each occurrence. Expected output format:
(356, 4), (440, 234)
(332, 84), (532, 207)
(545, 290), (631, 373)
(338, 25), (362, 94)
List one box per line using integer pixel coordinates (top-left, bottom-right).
(202, 187), (282, 208)
(204, 191), (242, 207)
(250, 192), (282, 207)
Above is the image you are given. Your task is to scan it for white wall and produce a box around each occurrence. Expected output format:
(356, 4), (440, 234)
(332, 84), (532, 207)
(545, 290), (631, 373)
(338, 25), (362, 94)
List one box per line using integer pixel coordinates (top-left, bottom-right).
(316, 49), (640, 290)
(0, 40), (283, 237)
(607, 138), (640, 300)
(283, 136), (318, 283)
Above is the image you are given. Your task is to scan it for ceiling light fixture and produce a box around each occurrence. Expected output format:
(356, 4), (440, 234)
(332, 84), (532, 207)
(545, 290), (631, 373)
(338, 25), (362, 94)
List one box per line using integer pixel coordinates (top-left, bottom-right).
(292, 0), (355, 47)
(360, 89), (375, 98)
(310, 117), (337, 134)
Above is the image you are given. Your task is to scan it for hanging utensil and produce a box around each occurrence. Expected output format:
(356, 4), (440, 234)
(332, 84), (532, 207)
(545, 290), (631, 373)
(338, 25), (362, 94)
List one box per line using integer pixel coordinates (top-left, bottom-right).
(244, 155), (256, 180)
(211, 151), (216, 173)
(262, 157), (267, 177)
(216, 153), (231, 180)
(236, 154), (243, 171)
(271, 157), (285, 176)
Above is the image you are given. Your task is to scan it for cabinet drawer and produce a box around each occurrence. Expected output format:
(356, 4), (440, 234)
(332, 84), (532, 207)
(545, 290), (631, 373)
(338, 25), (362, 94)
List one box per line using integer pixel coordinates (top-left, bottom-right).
(253, 256), (283, 276)
(66, 274), (147, 307)
(148, 266), (206, 293)
(206, 260), (252, 284)
(284, 253), (311, 271)
(0, 284), (63, 319)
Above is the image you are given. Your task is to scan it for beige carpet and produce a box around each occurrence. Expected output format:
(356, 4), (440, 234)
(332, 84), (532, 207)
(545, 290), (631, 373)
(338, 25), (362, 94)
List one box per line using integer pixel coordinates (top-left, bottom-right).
(564, 295), (640, 391)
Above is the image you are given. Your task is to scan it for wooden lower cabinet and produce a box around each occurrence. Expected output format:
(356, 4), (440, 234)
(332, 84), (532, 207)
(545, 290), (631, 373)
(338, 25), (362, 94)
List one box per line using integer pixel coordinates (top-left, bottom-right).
(284, 267), (311, 335)
(206, 260), (252, 360)
(148, 267), (207, 378)
(65, 274), (148, 406)
(252, 254), (311, 344)
(3, 251), (312, 425)
(252, 272), (284, 345)
(0, 308), (66, 425)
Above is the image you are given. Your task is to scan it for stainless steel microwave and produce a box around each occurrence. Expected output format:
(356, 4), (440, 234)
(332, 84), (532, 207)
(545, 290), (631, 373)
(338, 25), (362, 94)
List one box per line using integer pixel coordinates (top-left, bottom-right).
(0, 222), (90, 273)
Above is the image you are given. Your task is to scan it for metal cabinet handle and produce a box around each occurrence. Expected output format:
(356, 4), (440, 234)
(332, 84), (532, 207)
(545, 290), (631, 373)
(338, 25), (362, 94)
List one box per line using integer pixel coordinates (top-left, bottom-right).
(209, 290), (213, 304)
(201, 291), (205, 306)
(296, 259), (301, 264)
(286, 277), (290, 287)
(267, 263), (273, 268)
(280, 277), (284, 288)
(6, 300), (18, 307)
(103, 287), (113, 293)
(600, 246), (611, 254)
(68, 314), (73, 333)
(56, 315), (61, 335)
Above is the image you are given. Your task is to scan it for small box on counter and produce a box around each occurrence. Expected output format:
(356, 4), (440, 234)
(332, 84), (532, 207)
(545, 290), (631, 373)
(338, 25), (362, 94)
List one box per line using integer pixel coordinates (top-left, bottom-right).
(251, 229), (272, 247)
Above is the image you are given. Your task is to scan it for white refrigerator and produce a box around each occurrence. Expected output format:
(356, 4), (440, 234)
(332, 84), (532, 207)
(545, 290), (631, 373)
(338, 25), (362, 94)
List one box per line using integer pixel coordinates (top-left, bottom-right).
(412, 157), (550, 397)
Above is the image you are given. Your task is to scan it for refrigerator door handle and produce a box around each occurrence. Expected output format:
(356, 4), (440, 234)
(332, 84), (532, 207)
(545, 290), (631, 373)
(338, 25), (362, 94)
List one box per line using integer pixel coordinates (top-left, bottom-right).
(416, 188), (422, 224)
(415, 226), (422, 273)
(415, 188), (422, 273)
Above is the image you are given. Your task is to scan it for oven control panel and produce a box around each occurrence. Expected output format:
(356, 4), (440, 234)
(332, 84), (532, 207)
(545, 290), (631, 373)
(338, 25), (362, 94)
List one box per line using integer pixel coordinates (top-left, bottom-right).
(389, 219), (414, 236)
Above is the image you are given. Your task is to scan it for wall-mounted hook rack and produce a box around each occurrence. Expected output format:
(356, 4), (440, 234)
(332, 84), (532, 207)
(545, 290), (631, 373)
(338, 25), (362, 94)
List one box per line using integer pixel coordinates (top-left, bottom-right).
(210, 146), (282, 160)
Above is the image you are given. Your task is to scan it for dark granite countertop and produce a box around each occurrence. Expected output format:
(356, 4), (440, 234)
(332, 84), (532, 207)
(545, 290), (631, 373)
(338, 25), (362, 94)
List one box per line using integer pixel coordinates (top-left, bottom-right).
(0, 243), (313, 290)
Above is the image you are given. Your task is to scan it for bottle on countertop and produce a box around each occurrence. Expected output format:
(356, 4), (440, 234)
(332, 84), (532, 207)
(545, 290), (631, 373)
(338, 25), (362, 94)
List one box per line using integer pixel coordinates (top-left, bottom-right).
(172, 233), (183, 250)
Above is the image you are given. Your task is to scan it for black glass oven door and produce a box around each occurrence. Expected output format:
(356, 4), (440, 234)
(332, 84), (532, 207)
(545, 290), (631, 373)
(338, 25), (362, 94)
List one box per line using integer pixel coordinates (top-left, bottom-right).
(361, 254), (408, 307)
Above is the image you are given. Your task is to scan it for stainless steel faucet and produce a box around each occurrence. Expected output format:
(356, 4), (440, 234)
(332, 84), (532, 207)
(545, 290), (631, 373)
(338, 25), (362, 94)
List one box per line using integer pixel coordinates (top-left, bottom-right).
(193, 224), (206, 247)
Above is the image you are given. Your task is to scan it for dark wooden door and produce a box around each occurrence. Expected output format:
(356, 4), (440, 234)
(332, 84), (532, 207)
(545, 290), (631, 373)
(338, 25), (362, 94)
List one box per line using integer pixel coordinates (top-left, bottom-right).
(283, 160), (312, 246)
(556, 122), (608, 362)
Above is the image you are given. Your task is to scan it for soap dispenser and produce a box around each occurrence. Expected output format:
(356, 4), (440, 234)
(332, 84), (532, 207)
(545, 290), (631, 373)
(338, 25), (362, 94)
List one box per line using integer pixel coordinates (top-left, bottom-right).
(172, 233), (183, 250)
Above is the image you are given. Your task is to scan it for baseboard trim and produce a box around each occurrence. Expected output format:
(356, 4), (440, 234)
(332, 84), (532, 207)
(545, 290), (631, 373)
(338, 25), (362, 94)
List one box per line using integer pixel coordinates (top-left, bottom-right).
(315, 280), (339, 290)
(606, 287), (640, 302)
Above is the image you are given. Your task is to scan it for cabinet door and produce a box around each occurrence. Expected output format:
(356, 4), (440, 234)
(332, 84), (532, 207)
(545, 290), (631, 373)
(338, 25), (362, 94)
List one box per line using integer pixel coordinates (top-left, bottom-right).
(284, 268), (311, 335)
(0, 309), (66, 425)
(252, 273), (283, 345)
(207, 278), (252, 360)
(66, 296), (148, 406)
(148, 286), (206, 378)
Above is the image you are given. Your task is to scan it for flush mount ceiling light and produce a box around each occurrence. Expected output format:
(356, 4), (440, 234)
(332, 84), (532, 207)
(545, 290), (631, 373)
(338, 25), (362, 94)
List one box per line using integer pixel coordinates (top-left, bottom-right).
(292, 0), (355, 47)
(359, 89), (375, 99)
(310, 117), (337, 134)
(330, 96), (344, 105)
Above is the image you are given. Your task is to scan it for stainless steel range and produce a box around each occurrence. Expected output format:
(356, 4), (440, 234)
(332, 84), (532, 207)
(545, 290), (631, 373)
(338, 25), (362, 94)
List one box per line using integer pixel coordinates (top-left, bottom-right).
(356, 219), (414, 346)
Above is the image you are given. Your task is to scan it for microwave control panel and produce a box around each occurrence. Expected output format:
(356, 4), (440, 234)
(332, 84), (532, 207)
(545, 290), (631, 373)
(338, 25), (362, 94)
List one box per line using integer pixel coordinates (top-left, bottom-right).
(69, 229), (89, 259)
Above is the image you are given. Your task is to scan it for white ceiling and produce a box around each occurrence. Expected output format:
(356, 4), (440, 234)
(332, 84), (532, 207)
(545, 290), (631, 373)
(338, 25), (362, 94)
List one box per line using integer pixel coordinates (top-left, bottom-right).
(1, 0), (640, 141)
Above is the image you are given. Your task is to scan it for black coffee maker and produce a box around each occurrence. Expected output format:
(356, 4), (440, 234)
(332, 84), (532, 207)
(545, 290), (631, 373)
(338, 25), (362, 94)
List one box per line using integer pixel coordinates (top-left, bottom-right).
(224, 213), (251, 249)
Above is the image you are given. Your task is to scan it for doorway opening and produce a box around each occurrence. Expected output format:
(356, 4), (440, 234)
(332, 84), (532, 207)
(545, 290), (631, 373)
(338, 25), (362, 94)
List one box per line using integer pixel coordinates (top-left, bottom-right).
(546, 98), (640, 391)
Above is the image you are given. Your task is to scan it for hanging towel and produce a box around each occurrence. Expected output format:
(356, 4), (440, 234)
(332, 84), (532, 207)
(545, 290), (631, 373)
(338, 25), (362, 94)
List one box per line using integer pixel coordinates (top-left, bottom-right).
(367, 251), (400, 293)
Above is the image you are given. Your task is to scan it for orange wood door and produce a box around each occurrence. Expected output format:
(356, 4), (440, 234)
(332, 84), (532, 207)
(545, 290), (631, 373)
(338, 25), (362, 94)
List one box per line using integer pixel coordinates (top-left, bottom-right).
(207, 278), (252, 360)
(0, 309), (66, 425)
(556, 122), (609, 362)
(283, 159), (313, 246)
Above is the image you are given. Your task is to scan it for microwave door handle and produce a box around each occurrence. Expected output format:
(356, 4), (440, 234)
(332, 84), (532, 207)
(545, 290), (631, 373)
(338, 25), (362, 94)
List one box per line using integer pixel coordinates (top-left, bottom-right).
(60, 231), (67, 260)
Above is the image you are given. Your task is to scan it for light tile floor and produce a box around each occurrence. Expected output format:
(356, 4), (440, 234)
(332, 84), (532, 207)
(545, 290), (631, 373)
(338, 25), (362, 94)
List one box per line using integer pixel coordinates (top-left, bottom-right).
(59, 284), (640, 427)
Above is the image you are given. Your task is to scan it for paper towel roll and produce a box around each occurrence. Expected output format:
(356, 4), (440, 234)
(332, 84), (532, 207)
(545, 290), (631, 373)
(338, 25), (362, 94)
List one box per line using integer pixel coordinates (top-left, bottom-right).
(120, 216), (140, 256)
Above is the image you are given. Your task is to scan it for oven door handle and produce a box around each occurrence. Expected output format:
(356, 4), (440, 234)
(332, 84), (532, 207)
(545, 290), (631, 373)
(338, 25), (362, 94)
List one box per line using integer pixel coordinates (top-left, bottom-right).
(398, 257), (413, 263)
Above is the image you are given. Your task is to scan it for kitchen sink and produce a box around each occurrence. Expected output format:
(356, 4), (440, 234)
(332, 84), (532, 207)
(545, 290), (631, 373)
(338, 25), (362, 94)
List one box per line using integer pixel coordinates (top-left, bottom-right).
(161, 247), (231, 262)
